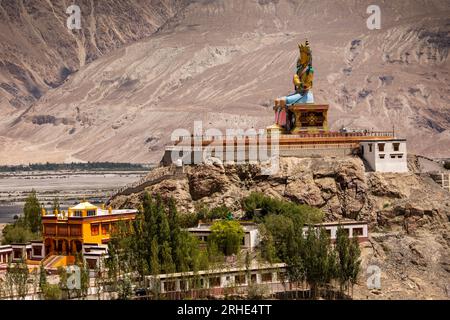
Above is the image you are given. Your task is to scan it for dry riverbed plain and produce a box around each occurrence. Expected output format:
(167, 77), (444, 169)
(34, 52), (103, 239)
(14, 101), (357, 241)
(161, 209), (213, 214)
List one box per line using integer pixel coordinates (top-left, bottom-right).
(0, 170), (147, 223)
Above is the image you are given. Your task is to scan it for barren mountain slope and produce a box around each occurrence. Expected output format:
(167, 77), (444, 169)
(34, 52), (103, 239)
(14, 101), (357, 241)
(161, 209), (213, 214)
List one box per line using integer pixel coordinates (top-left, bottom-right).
(0, 0), (449, 164)
(0, 0), (188, 112)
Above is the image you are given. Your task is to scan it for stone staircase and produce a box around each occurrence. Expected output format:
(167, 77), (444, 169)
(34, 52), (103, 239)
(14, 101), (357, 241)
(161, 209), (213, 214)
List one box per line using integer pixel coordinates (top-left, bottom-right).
(42, 255), (75, 273)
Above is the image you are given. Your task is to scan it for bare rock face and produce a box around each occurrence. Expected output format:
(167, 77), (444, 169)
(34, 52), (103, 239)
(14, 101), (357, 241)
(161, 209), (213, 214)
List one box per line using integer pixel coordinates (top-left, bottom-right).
(111, 156), (450, 230)
(187, 164), (229, 201)
(354, 230), (450, 300)
(0, 0), (188, 110)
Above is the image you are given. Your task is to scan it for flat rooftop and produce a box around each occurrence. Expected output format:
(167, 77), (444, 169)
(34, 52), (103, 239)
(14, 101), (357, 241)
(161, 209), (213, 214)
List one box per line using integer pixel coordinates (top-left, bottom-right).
(187, 222), (258, 232)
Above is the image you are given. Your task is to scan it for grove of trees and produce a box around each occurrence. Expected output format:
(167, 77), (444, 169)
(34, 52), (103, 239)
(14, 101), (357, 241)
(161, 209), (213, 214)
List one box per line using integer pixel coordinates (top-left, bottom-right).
(2, 190), (42, 244)
(249, 193), (362, 299)
(106, 194), (211, 297)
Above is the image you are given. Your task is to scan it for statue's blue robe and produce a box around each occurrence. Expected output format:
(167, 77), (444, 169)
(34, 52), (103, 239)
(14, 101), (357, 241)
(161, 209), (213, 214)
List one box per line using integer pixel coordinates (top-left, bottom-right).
(286, 91), (314, 105)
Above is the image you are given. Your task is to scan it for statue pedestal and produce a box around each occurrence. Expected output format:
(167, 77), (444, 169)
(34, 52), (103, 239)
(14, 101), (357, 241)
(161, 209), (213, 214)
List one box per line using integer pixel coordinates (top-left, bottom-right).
(270, 103), (329, 134)
(290, 104), (329, 133)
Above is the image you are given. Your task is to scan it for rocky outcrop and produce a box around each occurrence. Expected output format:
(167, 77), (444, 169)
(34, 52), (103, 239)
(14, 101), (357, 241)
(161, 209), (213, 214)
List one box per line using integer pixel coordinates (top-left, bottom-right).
(354, 229), (450, 299)
(111, 156), (450, 230)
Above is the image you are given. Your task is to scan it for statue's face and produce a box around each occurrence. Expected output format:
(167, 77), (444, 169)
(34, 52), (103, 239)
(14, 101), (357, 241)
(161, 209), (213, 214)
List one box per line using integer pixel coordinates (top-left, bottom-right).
(299, 50), (309, 65)
(298, 44), (311, 67)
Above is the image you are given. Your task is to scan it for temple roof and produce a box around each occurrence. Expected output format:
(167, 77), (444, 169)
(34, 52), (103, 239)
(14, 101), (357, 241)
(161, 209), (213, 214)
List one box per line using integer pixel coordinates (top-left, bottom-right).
(70, 202), (98, 210)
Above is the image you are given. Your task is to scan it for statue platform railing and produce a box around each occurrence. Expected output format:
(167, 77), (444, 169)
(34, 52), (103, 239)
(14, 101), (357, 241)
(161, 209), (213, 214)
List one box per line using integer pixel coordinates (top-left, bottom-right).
(172, 130), (395, 146)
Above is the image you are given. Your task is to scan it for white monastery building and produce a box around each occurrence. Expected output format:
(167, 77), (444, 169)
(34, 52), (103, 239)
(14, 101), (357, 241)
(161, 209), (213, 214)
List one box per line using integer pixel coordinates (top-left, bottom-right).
(360, 139), (408, 173)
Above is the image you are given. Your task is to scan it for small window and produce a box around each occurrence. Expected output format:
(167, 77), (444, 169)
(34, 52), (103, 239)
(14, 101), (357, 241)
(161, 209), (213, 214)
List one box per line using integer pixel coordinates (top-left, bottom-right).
(262, 273), (273, 282)
(86, 258), (97, 270)
(13, 250), (22, 259)
(378, 143), (385, 152)
(87, 209), (96, 216)
(391, 154), (396, 159)
(251, 274), (257, 284)
(379, 154), (385, 159)
(73, 210), (82, 217)
(369, 144), (373, 152)
(179, 280), (187, 291)
(101, 223), (110, 235)
(209, 277), (221, 288)
(353, 227), (364, 237)
(33, 247), (42, 256)
(235, 274), (246, 285)
(91, 224), (99, 236)
(164, 281), (176, 292)
(393, 143), (400, 152)
(398, 154), (403, 159)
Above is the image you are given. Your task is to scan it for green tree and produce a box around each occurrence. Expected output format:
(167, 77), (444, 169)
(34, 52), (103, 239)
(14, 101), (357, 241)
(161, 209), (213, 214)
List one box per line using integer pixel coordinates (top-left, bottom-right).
(209, 220), (244, 256)
(336, 227), (361, 297)
(242, 192), (323, 224)
(149, 238), (160, 275)
(79, 260), (90, 299)
(117, 275), (133, 300)
(6, 260), (29, 299)
(39, 263), (47, 292)
(57, 266), (69, 299)
(1, 223), (36, 244)
(302, 227), (337, 299)
(161, 241), (175, 274)
(42, 284), (62, 300)
(262, 214), (295, 261)
(260, 225), (277, 263)
(23, 190), (42, 233)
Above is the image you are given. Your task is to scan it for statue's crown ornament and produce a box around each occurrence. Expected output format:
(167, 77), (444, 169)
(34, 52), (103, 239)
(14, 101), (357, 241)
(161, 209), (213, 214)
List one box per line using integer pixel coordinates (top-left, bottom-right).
(298, 40), (311, 53)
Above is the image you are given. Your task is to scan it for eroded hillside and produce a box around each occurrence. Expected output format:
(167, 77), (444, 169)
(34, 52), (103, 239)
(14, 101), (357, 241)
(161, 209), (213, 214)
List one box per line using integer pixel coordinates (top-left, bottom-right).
(0, 0), (449, 164)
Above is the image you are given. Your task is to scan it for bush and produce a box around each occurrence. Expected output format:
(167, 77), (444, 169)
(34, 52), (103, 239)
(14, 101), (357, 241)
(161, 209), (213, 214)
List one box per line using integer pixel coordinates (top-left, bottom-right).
(242, 192), (324, 224)
(178, 212), (200, 228)
(209, 220), (244, 256)
(2, 223), (38, 245)
(444, 162), (450, 170)
(247, 283), (269, 299)
(42, 284), (62, 300)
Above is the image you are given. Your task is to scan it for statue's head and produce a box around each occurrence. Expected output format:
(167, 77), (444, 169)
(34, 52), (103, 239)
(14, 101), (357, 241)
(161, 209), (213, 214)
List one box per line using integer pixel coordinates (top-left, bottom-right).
(297, 40), (312, 68)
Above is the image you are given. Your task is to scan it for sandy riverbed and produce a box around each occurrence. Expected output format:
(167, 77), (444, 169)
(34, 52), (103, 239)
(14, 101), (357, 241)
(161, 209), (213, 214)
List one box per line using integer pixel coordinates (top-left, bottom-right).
(0, 170), (147, 223)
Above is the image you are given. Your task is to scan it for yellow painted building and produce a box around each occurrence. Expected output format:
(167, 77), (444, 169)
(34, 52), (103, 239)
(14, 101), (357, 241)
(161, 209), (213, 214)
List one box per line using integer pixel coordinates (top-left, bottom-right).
(42, 202), (137, 256)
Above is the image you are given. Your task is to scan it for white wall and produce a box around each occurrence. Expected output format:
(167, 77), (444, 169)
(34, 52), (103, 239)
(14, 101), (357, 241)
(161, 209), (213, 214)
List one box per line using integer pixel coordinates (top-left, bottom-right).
(361, 140), (408, 173)
(248, 229), (260, 249)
